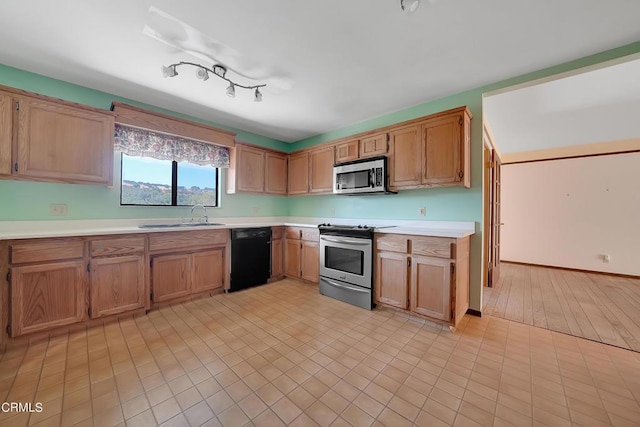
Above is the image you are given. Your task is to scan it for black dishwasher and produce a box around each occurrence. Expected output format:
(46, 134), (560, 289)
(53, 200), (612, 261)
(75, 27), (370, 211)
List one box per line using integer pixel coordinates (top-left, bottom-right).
(230, 227), (272, 292)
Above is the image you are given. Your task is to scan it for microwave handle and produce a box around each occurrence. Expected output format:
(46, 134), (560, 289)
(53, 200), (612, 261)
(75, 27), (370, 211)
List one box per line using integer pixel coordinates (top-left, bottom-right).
(369, 168), (374, 188)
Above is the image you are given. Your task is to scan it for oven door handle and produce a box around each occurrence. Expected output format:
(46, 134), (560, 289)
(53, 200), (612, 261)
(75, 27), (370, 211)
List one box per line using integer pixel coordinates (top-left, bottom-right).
(320, 236), (370, 245)
(321, 278), (370, 293)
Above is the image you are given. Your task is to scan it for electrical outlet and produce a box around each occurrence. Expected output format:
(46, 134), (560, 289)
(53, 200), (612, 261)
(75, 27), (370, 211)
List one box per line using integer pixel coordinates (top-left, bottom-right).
(419, 206), (426, 216)
(50, 203), (68, 216)
(603, 254), (610, 263)
(330, 207), (336, 215)
(251, 206), (259, 215)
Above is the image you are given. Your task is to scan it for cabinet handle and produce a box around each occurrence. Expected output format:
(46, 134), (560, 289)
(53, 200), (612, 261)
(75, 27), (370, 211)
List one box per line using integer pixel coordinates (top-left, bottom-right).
(14, 163), (18, 172)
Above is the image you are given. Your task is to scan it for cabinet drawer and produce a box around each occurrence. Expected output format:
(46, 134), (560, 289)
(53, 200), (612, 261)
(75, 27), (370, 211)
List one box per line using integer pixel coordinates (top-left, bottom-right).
(375, 235), (409, 253)
(272, 227), (284, 240)
(91, 236), (145, 257)
(285, 227), (302, 240)
(411, 236), (454, 259)
(149, 229), (228, 252)
(301, 228), (319, 242)
(11, 240), (84, 264)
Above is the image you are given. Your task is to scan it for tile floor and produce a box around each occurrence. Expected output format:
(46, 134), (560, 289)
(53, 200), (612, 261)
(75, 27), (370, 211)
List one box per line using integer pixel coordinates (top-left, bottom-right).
(1, 279), (640, 426)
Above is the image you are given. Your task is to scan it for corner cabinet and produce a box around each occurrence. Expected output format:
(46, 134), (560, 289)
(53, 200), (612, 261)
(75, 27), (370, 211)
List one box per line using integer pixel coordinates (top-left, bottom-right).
(375, 233), (470, 327)
(227, 143), (288, 195)
(0, 87), (115, 185)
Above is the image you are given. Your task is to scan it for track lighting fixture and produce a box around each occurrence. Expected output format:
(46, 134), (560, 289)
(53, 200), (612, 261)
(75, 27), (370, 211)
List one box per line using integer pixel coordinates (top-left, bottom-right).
(400, 0), (420, 14)
(161, 61), (266, 101)
(226, 83), (235, 98)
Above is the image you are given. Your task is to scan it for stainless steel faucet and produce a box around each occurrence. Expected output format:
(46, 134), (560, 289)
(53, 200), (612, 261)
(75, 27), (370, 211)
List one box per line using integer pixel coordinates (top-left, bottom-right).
(190, 204), (209, 223)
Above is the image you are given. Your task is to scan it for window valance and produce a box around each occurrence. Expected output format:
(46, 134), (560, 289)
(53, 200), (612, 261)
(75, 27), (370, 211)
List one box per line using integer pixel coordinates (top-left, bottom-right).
(114, 124), (230, 168)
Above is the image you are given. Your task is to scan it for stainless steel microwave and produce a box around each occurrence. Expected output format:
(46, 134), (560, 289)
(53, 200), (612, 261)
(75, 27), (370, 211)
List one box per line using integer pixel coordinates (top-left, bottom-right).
(333, 156), (395, 195)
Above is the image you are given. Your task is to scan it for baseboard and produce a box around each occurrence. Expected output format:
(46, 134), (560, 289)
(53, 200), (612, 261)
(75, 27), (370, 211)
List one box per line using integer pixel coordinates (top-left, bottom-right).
(466, 308), (482, 317)
(501, 260), (640, 279)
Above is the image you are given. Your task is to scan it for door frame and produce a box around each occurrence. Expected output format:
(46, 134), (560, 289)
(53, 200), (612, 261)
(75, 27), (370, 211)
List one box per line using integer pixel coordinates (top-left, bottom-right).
(482, 121), (501, 287)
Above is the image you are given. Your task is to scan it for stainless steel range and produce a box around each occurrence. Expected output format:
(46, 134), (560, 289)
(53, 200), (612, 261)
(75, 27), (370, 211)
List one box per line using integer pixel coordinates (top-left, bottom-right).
(318, 224), (375, 310)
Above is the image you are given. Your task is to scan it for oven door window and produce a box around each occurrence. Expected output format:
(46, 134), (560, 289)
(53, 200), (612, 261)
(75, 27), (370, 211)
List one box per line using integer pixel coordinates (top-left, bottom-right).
(337, 170), (370, 190)
(324, 246), (364, 276)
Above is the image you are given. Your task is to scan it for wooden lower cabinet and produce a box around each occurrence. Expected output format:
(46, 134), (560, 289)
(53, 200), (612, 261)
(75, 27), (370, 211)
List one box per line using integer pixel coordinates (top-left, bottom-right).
(410, 256), (451, 321)
(271, 228), (284, 279)
(90, 255), (145, 318)
(375, 234), (469, 326)
(300, 241), (319, 282)
(284, 227), (319, 283)
(10, 261), (85, 337)
(375, 251), (408, 309)
(151, 254), (190, 303)
(191, 249), (224, 293)
(285, 238), (301, 277)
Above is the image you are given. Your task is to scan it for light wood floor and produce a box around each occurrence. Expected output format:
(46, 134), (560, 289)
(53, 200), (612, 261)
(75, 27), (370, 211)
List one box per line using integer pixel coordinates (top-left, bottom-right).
(2, 279), (640, 426)
(484, 262), (640, 352)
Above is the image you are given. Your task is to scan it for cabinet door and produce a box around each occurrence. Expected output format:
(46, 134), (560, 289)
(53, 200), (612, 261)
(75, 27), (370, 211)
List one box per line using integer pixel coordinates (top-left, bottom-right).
(271, 238), (284, 278)
(11, 261), (85, 337)
(151, 254), (190, 302)
(388, 126), (421, 188)
(90, 255), (145, 318)
(237, 145), (265, 192)
(0, 93), (12, 176)
(265, 152), (287, 195)
(375, 251), (408, 309)
(422, 114), (462, 186)
(335, 140), (359, 163)
(16, 96), (114, 184)
(287, 152), (309, 195)
(300, 241), (319, 283)
(309, 147), (334, 194)
(410, 255), (452, 321)
(191, 249), (224, 293)
(284, 239), (301, 278)
(359, 133), (388, 158)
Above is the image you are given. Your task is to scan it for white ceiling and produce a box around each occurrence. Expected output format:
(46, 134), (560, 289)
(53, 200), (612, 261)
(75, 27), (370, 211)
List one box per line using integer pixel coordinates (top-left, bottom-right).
(0, 0), (639, 142)
(483, 57), (640, 156)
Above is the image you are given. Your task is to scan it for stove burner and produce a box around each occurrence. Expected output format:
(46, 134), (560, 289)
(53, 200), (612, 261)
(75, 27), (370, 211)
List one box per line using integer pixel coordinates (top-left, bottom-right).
(318, 223), (372, 230)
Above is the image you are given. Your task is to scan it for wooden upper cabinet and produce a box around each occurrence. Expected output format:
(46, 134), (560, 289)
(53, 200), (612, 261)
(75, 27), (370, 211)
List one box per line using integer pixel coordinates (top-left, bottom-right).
(309, 146), (334, 194)
(10, 260), (85, 337)
(90, 255), (145, 319)
(0, 93), (11, 176)
(265, 152), (287, 195)
(359, 133), (388, 158)
(236, 144), (265, 193)
(15, 95), (114, 185)
(335, 140), (359, 163)
(422, 114), (462, 186)
(388, 125), (421, 189)
(287, 151), (309, 195)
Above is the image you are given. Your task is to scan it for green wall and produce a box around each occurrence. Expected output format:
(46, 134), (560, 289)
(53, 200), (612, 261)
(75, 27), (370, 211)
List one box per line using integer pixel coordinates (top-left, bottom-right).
(0, 64), (290, 220)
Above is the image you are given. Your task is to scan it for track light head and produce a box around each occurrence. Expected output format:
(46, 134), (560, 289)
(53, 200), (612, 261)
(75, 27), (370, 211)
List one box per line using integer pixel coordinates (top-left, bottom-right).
(400, 0), (420, 14)
(195, 67), (209, 81)
(161, 65), (178, 78)
(254, 88), (263, 102)
(226, 83), (236, 98)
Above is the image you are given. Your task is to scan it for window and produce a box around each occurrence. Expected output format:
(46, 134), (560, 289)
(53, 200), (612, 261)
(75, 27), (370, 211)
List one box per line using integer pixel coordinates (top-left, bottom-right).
(121, 154), (219, 206)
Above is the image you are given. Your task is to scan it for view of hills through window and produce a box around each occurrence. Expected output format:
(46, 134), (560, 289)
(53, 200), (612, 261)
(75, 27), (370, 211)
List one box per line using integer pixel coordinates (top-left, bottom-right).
(121, 155), (218, 206)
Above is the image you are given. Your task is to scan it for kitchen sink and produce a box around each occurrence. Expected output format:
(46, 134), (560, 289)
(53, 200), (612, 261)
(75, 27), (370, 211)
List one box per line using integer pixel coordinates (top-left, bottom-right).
(138, 222), (225, 229)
